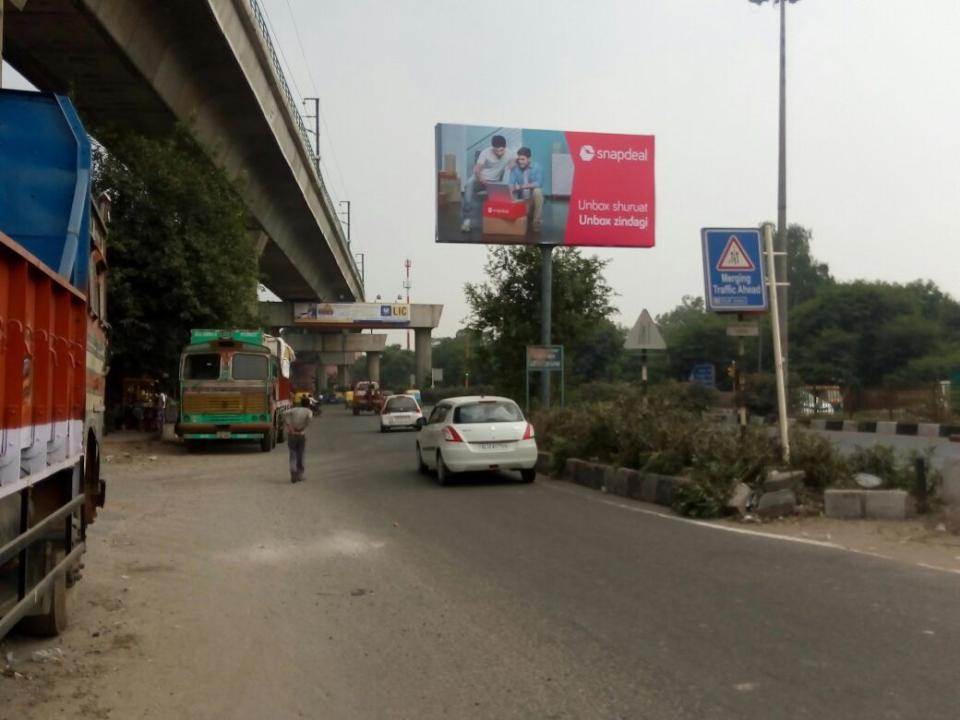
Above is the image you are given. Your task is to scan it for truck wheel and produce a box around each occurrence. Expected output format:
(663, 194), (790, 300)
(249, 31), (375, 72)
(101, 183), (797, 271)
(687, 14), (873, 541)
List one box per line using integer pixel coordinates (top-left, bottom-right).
(261, 428), (274, 452)
(19, 567), (68, 637)
(277, 419), (286, 444)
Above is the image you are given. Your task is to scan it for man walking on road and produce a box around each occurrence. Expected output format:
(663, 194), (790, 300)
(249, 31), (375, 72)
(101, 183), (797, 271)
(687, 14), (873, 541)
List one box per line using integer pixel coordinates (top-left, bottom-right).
(284, 396), (313, 483)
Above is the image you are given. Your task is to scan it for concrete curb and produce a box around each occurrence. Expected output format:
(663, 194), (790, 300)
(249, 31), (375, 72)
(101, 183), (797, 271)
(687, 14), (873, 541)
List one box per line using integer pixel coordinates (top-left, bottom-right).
(538, 452), (688, 510)
(824, 489), (914, 520)
(793, 418), (960, 439)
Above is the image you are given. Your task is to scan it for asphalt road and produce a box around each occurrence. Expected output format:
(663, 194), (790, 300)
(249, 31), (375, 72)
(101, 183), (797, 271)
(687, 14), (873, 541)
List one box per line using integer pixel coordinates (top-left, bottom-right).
(5, 411), (960, 719)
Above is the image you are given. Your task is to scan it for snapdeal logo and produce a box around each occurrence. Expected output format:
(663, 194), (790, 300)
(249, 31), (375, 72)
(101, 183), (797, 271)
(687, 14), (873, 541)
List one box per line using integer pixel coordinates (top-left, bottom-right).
(579, 145), (648, 163)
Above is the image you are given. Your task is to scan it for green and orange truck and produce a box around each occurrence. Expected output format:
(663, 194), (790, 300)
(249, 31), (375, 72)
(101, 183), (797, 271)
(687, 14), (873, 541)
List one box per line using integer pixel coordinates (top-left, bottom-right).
(176, 330), (295, 451)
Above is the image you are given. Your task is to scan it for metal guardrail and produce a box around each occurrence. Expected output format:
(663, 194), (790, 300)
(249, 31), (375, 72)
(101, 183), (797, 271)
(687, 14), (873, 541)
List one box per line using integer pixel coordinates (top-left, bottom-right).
(245, 0), (361, 288)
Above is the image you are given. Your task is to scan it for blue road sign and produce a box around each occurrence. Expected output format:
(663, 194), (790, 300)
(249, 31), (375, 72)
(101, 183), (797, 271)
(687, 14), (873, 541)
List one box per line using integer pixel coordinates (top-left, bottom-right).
(689, 363), (716, 388)
(701, 228), (768, 313)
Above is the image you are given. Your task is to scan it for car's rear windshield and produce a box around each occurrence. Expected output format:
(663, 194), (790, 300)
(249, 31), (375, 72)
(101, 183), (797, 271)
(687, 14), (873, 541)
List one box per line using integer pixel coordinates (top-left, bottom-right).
(232, 353), (268, 380)
(385, 397), (418, 413)
(184, 353), (220, 380)
(454, 401), (523, 424)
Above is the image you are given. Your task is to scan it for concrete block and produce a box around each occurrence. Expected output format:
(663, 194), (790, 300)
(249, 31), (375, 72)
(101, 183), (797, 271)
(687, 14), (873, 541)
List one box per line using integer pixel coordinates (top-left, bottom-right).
(607, 468), (640, 497)
(918, 423), (941, 439)
(653, 474), (686, 507)
(536, 452), (554, 477)
(573, 461), (605, 490)
(566, 459), (587, 485)
(638, 473), (658, 503)
(620, 468), (643, 500)
(756, 489), (797, 519)
(863, 490), (912, 520)
(811, 419), (827, 430)
(876, 421), (897, 435)
(842, 420), (859, 432)
(825, 490), (865, 519)
(764, 469), (805, 493)
(603, 466), (627, 496)
(940, 460), (960, 506)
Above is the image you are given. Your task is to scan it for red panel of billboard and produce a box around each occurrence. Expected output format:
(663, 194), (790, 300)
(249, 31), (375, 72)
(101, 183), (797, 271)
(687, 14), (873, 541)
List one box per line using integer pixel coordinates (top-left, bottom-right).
(436, 123), (655, 248)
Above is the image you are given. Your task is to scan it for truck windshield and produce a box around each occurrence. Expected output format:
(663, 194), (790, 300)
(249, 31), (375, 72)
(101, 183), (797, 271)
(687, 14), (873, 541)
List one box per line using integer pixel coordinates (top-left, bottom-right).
(184, 354), (220, 380)
(232, 354), (268, 380)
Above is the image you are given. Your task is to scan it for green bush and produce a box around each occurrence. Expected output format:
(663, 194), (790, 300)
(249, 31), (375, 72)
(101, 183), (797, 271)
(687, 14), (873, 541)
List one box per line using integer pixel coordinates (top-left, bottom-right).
(789, 431), (850, 490)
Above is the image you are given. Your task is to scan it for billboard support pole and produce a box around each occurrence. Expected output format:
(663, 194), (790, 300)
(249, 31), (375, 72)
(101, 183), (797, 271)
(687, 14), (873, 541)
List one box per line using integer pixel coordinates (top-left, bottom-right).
(763, 223), (790, 463)
(540, 245), (553, 409)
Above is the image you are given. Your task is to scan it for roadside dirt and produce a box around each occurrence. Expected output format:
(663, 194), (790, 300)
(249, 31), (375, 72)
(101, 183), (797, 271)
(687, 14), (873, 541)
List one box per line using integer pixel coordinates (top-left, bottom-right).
(722, 512), (960, 575)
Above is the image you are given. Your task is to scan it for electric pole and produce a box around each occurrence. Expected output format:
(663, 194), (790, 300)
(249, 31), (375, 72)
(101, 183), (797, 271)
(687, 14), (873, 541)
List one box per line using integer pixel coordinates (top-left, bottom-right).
(403, 259), (412, 351)
(302, 97), (320, 174)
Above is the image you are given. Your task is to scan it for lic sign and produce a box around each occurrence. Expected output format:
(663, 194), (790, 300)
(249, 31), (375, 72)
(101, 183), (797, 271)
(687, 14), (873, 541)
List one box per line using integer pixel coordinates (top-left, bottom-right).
(701, 228), (768, 313)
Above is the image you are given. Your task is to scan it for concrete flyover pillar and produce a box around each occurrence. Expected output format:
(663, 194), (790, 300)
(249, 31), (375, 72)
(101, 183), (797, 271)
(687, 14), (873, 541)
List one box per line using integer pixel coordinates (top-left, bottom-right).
(415, 328), (432, 388)
(337, 364), (351, 389)
(366, 352), (382, 385)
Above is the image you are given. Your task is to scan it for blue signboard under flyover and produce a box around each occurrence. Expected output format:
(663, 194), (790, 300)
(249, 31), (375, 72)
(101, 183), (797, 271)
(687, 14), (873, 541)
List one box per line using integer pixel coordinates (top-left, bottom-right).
(689, 363), (716, 388)
(701, 228), (768, 312)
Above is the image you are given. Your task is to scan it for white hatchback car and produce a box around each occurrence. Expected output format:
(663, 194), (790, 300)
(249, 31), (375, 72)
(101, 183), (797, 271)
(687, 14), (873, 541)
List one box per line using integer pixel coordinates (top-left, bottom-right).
(415, 396), (538, 484)
(380, 394), (424, 432)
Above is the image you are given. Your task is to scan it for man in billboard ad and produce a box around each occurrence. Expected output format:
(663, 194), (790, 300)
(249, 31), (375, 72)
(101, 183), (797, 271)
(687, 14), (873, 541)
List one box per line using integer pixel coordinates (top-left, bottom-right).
(436, 123), (655, 248)
(509, 147), (544, 232)
(460, 134), (516, 233)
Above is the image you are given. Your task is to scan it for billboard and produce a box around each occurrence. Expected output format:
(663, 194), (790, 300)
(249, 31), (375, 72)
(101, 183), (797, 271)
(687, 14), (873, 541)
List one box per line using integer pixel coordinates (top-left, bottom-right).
(293, 302), (410, 327)
(436, 124), (654, 247)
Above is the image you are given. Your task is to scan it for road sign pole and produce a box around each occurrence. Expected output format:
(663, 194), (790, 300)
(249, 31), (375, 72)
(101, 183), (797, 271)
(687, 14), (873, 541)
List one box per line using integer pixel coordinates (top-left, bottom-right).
(540, 245), (553, 409)
(641, 349), (648, 396)
(764, 223), (790, 463)
(525, 352), (530, 414)
(736, 314), (747, 440)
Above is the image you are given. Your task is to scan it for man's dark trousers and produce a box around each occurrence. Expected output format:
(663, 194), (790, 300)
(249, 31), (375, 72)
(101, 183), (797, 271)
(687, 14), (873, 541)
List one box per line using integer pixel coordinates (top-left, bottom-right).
(288, 433), (306, 482)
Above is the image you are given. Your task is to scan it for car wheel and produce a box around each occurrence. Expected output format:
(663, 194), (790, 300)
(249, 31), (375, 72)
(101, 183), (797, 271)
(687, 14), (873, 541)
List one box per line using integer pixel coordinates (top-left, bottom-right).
(436, 451), (452, 486)
(380, 425), (387, 433)
(520, 468), (536, 484)
(416, 443), (429, 475)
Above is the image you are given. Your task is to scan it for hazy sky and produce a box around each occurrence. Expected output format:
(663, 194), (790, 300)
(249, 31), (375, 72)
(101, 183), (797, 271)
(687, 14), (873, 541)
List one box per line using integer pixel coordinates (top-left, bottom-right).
(6, 1), (960, 339)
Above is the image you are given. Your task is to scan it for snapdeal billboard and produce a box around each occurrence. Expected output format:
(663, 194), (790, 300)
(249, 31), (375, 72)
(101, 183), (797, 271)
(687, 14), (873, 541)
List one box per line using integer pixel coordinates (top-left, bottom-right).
(436, 123), (655, 248)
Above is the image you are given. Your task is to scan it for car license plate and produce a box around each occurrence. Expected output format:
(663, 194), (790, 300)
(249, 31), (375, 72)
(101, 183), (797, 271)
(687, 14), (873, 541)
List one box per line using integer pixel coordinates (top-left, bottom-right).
(479, 442), (507, 450)
(217, 431), (230, 439)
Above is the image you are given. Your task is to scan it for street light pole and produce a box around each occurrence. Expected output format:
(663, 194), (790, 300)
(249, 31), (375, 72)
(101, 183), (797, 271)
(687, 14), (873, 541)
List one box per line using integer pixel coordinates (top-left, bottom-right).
(750, 0), (796, 391)
(776, 0), (790, 384)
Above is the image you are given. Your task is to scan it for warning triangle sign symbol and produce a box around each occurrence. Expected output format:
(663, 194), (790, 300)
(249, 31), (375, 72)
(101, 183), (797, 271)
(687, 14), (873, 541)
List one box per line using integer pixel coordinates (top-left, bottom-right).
(716, 235), (756, 271)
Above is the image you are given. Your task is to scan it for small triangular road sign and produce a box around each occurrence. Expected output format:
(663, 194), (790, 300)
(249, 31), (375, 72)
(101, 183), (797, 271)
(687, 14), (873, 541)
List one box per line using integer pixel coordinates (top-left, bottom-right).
(625, 309), (667, 351)
(716, 235), (756, 271)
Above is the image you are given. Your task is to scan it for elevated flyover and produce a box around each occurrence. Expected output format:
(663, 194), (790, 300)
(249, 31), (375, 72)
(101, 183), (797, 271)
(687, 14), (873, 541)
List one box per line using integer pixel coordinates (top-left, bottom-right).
(3, 0), (362, 301)
(262, 302), (444, 387)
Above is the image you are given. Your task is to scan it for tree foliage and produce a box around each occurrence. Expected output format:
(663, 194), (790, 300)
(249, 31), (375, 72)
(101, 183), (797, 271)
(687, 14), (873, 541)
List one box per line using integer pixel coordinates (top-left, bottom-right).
(464, 246), (617, 397)
(653, 225), (960, 389)
(94, 128), (259, 393)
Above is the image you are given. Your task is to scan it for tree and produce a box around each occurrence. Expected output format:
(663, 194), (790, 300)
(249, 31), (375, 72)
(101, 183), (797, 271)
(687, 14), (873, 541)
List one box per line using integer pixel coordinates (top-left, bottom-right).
(785, 224), (833, 307)
(464, 246), (617, 397)
(432, 329), (493, 388)
(656, 296), (739, 386)
(94, 128), (259, 398)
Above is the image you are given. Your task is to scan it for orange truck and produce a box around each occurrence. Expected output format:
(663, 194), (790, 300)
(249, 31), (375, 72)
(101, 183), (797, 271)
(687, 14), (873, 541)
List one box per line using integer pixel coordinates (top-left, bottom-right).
(352, 380), (386, 415)
(0, 90), (107, 638)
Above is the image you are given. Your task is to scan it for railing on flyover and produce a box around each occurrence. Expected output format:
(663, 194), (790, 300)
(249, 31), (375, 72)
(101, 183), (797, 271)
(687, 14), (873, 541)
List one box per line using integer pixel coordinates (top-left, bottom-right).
(246, 0), (362, 291)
